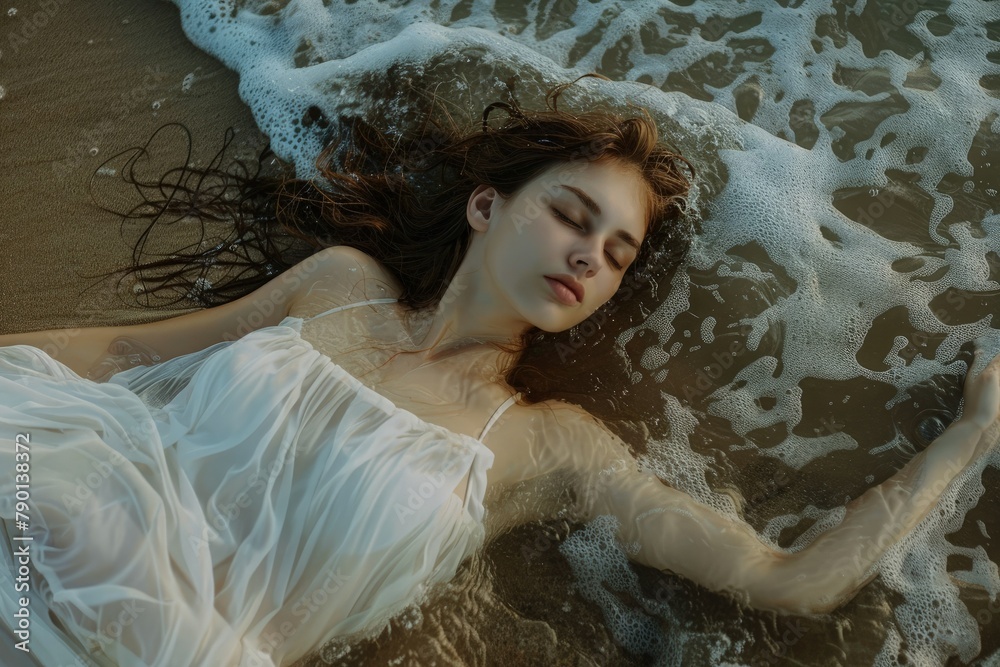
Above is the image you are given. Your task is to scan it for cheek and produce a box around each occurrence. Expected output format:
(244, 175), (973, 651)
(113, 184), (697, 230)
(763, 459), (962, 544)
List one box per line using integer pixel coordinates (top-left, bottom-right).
(597, 277), (622, 305)
(533, 217), (566, 247)
(513, 224), (550, 261)
(488, 228), (537, 284)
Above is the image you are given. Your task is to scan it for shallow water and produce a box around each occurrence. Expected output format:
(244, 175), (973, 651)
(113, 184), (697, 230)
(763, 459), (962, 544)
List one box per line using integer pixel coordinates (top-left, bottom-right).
(169, 0), (1000, 664)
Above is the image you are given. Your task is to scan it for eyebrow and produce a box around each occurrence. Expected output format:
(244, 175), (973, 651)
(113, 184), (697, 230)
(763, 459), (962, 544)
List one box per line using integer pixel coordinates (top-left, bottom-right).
(557, 184), (642, 253)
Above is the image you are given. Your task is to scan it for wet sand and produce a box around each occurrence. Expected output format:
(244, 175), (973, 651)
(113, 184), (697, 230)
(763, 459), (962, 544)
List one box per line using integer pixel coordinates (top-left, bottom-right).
(0, 0), (267, 335)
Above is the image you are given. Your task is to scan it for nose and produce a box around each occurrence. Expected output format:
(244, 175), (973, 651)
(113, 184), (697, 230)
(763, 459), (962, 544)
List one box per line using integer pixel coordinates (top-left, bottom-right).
(571, 240), (603, 276)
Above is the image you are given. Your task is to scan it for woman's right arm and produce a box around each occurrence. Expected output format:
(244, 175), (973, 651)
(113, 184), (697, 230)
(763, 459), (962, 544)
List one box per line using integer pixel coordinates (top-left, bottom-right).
(0, 245), (372, 381)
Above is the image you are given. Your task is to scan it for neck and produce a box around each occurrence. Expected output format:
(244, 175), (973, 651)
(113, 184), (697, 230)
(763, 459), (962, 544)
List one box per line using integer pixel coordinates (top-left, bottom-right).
(403, 260), (530, 365)
(404, 303), (519, 365)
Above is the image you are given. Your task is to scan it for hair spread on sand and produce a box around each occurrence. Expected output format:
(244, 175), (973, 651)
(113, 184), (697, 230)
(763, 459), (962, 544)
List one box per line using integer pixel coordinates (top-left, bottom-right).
(86, 71), (697, 454)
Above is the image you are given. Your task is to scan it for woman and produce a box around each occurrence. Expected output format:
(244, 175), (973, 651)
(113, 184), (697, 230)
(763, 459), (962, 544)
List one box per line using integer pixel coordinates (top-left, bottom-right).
(0, 74), (997, 666)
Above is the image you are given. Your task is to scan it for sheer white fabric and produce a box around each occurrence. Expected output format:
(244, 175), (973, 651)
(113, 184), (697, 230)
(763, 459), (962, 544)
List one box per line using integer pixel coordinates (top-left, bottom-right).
(0, 314), (495, 666)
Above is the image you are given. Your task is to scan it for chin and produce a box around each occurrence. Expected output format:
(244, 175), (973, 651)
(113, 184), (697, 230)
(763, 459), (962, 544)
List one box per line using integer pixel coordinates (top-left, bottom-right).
(533, 317), (581, 334)
(522, 300), (594, 335)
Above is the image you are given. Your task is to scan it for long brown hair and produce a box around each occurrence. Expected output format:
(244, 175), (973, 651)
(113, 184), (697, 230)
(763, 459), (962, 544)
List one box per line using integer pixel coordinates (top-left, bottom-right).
(86, 72), (697, 454)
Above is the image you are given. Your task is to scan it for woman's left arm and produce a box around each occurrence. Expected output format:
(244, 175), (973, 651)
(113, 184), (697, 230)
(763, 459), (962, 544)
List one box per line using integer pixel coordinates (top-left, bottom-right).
(547, 346), (999, 616)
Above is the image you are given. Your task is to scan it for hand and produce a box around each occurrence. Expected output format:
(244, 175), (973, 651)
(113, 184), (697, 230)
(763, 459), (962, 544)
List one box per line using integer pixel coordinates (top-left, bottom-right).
(961, 340), (1000, 431)
(85, 336), (163, 383)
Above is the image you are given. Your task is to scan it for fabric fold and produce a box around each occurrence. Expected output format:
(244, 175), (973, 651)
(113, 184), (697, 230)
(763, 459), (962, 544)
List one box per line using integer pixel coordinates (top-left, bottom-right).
(0, 317), (492, 666)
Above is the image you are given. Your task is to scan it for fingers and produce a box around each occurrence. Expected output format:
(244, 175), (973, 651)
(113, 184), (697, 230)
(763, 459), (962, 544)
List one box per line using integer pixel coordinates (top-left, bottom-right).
(964, 344), (982, 396)
(959, 338), (1000, 429)
(109, 336), (162, 366)
(84, 337), (163, 383)
(85, 360), (120, 383)
(963, 342), (1000, 429)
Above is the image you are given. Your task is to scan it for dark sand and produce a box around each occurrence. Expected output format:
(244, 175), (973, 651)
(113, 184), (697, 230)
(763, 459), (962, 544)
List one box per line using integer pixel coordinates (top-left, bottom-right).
(0, 0), (267, 335)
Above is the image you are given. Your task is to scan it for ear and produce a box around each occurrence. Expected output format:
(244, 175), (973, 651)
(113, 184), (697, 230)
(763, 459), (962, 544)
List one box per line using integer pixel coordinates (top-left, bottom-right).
(467, 184), (499, 233)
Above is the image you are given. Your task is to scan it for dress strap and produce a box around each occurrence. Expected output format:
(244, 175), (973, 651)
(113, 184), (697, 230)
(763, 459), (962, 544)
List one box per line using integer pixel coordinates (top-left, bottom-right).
(462, 391), (522, 510)
(477, 391), (523, 442)
(303, 297), (399, 323)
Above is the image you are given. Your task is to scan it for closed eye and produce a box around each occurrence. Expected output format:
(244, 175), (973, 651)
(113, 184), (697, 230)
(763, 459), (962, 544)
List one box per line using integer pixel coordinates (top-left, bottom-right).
(551, 207), (624, 270)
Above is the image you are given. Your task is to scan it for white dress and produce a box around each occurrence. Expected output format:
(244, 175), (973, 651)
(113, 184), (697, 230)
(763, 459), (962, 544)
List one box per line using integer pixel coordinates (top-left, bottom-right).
(0, 297), (520, 667)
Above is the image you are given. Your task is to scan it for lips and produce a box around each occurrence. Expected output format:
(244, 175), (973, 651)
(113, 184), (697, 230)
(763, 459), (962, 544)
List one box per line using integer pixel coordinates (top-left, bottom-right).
(545, 276), (583, 305)
(548, 275), (584, 301)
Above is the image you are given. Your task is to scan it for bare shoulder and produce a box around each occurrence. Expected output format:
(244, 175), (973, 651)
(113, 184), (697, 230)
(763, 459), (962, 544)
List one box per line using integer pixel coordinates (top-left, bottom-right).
(309, 245), (403, 297)
(528, 398), (610, 437)
(289, 245), (403, 316)
(489, 397), (633, 482)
